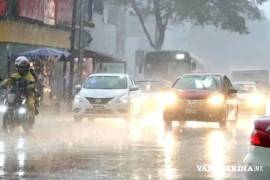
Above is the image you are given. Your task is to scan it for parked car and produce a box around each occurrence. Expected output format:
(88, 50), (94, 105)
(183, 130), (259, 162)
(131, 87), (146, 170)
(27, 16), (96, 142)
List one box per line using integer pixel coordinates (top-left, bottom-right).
(72, 74), (141, 122)
(243, 117), (270, 180)
(163, 73), (238, 130)
(233, 81), (266, 115)
(135, 80), (170, 114)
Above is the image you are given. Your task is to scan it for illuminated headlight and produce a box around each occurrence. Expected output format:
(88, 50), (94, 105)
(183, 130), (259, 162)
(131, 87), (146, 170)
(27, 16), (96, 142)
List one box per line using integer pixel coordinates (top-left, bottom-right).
(18, 107), (27, 114)
(118, 94), (129, 103)
(161, 92), (177, 105)
(0, 105), (7, 113)
(208, 94), (225, 106)
(74, 95), (84, 104)
(22, 99), (26, 105)
(248, 93), (264, 105)
(44, 87), (51, 93)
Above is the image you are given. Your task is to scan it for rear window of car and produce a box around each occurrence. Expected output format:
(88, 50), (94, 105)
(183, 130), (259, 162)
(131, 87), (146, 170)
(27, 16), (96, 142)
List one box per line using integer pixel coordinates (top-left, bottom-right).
(84, 76), (128, 89)
(174, 75), (222, 90)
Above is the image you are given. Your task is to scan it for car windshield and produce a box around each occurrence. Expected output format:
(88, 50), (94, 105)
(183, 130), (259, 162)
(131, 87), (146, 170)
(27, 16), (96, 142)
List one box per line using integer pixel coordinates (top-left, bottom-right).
(174, 75), (222, 90)
(84, 76), (127, 89)
(233, 84), (256, 93)
(136, 81), (166, 92)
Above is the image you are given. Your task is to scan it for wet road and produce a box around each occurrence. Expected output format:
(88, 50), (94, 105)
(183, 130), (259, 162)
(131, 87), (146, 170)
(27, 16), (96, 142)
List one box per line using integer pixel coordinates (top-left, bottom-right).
(0, 111), (259, 179)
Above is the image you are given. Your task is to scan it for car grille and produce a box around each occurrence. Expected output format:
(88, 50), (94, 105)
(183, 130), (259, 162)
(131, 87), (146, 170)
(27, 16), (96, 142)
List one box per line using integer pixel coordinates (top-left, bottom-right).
(86, 97), (113, 104)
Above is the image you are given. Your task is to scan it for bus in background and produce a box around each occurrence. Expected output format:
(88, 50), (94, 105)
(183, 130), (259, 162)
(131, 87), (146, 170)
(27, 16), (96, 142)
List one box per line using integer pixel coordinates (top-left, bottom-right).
(135, 50), (205, 83)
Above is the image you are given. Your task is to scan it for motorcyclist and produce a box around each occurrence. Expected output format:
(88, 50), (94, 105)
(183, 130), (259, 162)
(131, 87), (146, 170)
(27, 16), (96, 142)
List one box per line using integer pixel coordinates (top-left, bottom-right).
(0, 56), (38, 116)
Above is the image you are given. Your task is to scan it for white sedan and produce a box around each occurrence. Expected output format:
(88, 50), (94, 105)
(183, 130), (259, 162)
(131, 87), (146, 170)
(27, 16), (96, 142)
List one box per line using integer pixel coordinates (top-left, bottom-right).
(72, 74), (141, 122)
(243, 117), (270, 179)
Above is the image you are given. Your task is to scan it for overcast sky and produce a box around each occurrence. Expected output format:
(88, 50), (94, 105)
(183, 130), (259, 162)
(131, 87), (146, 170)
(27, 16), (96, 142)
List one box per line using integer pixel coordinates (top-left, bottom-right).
(262, 2), (270, 19)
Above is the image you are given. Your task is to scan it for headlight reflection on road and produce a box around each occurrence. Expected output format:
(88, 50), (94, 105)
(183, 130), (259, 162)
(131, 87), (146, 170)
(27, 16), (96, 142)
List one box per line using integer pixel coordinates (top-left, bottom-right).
(17, 152), (26, 177)
(162, 132), (177, 180)
(16, 138), (26, 177)
(130, 126), (142, 142)
(0, 141), (5, 176)
(0, 153), (5, 176)
(0, 141), (4, 153)
(17, 137), (25, 150)
(207, 130), (225, 179)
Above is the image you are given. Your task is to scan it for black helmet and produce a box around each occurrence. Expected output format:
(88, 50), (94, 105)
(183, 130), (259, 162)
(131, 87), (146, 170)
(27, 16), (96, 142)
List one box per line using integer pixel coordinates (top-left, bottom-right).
(18, 58), (30, 75)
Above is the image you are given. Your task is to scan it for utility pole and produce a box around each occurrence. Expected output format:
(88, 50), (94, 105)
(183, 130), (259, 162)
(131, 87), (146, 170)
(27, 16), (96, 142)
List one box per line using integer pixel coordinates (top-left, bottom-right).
(78, 0), (85, 83)
(68, 0), (78, 104)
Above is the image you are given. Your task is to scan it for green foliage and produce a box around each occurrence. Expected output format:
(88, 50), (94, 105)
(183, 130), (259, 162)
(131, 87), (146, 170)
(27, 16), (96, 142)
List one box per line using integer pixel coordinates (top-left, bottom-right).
(113, 0), (268, 49)
(173, 0), (265, 34)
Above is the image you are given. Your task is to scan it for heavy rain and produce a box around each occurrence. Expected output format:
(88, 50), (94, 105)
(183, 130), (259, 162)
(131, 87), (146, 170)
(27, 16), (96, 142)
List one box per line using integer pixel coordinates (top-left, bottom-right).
(0, 0), (270, 179)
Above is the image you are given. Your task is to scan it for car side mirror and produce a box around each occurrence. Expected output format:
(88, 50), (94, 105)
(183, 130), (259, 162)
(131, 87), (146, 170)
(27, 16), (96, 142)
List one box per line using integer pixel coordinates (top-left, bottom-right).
(129, 86), (139, 91)
(75, 84), (82, 92)
(228, 89), (237, 94)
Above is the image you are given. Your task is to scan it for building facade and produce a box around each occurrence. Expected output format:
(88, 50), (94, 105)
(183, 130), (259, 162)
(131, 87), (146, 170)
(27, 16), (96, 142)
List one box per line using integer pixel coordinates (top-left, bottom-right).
(0, 0), (73, 78)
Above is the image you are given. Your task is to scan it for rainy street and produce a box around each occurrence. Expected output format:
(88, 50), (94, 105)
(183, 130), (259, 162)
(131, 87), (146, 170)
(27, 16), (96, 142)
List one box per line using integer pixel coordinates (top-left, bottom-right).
(0, 110), (257, 180)
(1, 0), (270, 180)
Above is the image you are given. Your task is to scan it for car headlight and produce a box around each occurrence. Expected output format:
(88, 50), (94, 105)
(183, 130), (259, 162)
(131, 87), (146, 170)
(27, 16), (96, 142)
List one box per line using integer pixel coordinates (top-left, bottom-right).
(208, 94), (225, 106)
(161, 92), (177, 105)
(0, 105), (7, 113)
(18, 107), (27, 114)
(248, 93), (264, 105)
(118, 94), (129, 103)
(74, 94), (84, 104)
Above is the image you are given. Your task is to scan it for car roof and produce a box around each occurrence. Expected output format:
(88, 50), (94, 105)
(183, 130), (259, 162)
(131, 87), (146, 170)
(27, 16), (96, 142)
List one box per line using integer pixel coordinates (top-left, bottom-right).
(179, 73), (225, 78)
(89, 73), (129, 77)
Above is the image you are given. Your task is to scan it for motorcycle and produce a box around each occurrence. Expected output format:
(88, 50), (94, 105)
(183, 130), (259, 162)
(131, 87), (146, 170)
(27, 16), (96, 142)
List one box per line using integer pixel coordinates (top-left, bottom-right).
(0, 79), (35, 133)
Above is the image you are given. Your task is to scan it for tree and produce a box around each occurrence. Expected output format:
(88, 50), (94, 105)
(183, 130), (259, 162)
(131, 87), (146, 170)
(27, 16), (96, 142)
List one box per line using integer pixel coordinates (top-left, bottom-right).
(118, 0), (268, 50)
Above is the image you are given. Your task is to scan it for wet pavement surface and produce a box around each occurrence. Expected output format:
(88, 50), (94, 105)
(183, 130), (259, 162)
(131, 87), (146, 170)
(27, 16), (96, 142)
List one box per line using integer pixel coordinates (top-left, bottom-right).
(0, 111), (260, 179)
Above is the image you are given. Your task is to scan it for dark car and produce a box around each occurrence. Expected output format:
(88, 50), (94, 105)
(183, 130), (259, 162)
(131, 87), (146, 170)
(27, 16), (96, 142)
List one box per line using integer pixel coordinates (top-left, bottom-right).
(163, 73), (238, 130)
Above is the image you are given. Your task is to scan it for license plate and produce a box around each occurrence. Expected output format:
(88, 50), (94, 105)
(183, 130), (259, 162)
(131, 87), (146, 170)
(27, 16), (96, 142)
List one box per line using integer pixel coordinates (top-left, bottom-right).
(93, 105), (105, 111)
(185, 108), (197, 114)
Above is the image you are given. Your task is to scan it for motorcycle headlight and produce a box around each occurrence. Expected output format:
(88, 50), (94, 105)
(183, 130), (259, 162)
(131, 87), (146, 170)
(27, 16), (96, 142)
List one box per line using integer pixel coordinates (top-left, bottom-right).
(0, 105), (7, 113)
(21, 98), (26, 105)
(208, 94), (225, 106)
(18, 107), (27, 114)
